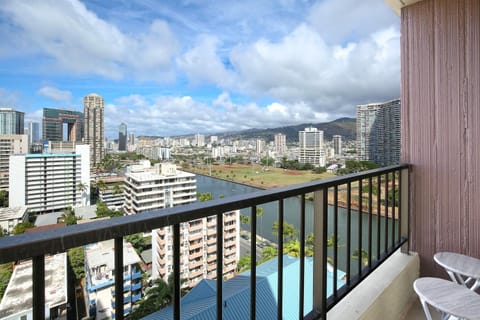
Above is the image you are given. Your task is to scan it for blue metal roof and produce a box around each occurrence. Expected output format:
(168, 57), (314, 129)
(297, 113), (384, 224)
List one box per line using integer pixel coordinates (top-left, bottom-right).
(144, 255), (345, 320)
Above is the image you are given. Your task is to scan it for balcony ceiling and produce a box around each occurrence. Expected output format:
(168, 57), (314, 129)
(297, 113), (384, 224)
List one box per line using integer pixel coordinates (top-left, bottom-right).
(384, 0), (424, 15)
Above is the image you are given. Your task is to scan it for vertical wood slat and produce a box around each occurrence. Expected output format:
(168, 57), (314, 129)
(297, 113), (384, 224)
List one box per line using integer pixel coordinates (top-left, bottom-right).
(33, 255), (45, 320)
(216, 213), (224, 320)
(299, 194), (305, 319)
(250, 206), (257, 320)
(173, 224), (181, 320)
(376, 177), (381, 257)
(402, 0), (480, 277)
(114, 237), (124, 320)
(277, 200), (284, 320)
(313, 190), (327, 318)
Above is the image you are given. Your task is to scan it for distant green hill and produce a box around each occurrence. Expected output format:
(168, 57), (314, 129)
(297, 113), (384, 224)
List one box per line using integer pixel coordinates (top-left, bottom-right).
(219, 117), (356, 142)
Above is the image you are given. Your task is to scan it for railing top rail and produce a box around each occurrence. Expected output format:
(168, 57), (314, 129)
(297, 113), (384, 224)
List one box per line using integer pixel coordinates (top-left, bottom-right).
(0, 164), (408, 263)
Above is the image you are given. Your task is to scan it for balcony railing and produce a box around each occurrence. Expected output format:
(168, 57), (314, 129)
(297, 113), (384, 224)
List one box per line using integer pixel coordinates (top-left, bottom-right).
(0, 164), (409, 320)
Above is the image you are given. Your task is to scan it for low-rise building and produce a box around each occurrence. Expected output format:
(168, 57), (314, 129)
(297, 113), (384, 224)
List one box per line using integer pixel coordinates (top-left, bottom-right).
(85, 240), (142, 319)
(0, 253), (67, 319)
(0, 207), (28, 234)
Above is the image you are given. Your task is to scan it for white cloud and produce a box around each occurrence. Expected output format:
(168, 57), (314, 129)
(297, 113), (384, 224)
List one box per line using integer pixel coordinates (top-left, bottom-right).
(177, 35), (236, 87)
(37, 86), (72, 101)
(103, 92), (335, 138)
(0, 0), (179, 81)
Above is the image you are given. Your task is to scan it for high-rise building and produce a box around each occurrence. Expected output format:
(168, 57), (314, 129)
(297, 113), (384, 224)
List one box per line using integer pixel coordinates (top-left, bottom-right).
(28, 121), (40, 144)
(256, 139), (265, 154)
(333, 135), (342, 156)
(118, 122), (127, 151)
(0, 134), (28, 191)
(356, 99), (400, 166)
(210, 135), (218, 144)
(123, 163), (239, 287)
(194, 133), (205, 147)
(0, 108), (24, 135)
(42, 108), (83, 143)
(9, 145), (90, 214)
(83, 93), (104, 166)
(274, 133), (287, 155)
(298, 127), (325, 167)
(129, 132), (135, 145)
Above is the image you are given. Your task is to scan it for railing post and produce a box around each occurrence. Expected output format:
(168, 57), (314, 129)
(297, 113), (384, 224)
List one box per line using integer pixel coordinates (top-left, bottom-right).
(313, 189), (327, 319)
(400, 167), (410, 253)
(33, 255), (45, 320)
(114, 237), (124, 320)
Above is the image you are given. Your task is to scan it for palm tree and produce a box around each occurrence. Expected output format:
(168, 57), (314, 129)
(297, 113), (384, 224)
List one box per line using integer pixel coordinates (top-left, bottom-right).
(352, 249), (369, 267)
(261, 245), (278, 263)
(127, 274), (187, 319)
(112, 182), (122, 195)
(59, 207), (77, 225)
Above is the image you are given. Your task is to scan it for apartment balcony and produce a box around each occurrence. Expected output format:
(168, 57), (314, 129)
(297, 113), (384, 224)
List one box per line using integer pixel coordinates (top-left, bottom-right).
(189, 250), (203, 260)
(188, 232), (203, 242)
(224, 223), (236, 231)
(188, 240), (203, 251)
(0, 164), (414, 320)
(188, 259), (204, 270)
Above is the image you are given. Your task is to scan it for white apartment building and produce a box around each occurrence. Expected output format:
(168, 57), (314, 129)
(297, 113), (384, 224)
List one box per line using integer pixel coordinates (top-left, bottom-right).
(274, 133), (287, 156)
(298, 127), (326, 167)
(123, 163), (239, 287)
(97, 176), (125, 210)
(0, 134), (28, 191)
(194, 133), (205, 147)
(9, 145), (90, 215)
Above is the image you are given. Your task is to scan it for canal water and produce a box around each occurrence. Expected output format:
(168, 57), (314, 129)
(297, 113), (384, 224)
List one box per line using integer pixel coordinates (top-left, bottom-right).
(196, 174), (395, 274)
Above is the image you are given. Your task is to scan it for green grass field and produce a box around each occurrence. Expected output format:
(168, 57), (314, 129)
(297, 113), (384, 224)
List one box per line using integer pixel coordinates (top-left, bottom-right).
(189, 163), (336, 189)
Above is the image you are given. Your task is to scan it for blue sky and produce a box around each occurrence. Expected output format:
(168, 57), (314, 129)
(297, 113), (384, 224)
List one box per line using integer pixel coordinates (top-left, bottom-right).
(0, 0), (400, 139)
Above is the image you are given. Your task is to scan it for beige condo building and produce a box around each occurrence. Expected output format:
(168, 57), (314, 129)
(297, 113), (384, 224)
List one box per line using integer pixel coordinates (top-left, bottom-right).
(83, 93), (104, 167)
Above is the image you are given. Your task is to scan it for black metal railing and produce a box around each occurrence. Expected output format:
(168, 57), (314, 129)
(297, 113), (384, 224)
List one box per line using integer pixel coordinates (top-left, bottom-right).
(0, 164), (409, 320)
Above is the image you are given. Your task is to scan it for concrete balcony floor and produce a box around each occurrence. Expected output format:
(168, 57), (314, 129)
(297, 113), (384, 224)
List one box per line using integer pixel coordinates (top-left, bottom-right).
(402, 299), (441, 320)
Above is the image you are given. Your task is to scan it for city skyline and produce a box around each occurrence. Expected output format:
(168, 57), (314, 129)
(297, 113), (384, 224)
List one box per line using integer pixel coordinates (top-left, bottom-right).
(0, 0), (400, 138)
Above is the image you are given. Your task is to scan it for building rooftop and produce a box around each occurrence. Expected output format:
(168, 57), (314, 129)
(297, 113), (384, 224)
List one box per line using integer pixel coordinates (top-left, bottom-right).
(0, 253), (67, 318)
(85, 239), (141, 288)
(0, 207), (27, 221)
(145, 255), (345, 320)
(126, 167), (195, 182)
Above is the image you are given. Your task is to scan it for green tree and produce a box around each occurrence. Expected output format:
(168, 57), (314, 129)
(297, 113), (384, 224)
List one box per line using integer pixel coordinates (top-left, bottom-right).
(240, 214), (250, 224)
(237, 255), (252, 273)
(0, 190), (8, 208)
(125, 233), (147, 254)
(260, 245), (278, 263)
(59, 207), (78, 225)
(12, 221), (34, 235)
(197, 192), (213, 202)
(113, 182), (123, 195)
(67, 247), (85, 283)
(127, 274), (187, 319)
(272, 221), (298, 242)
(0, 262), (13, 299)
(96, 180), (107, 193)
(96, 200), (123, 218)
(353, 249), (370, 267)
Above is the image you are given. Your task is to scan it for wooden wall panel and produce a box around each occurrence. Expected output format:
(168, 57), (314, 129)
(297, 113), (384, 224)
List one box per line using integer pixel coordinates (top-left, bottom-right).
(401, 0), (480, 277)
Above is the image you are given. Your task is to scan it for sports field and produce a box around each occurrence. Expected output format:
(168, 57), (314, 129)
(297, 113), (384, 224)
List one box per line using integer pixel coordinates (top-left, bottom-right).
(189, 163), (335, 189)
